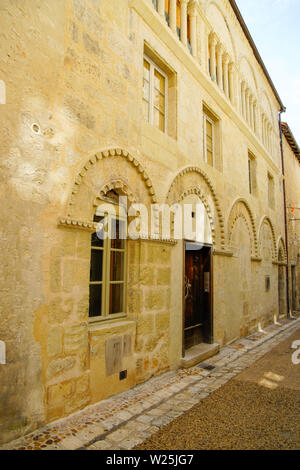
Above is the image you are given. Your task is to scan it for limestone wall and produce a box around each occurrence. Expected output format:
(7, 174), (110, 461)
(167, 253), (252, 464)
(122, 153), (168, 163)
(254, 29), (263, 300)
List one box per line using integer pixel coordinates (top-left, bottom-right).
(0, 0), (290, 443)
(283, 137), (300, 311)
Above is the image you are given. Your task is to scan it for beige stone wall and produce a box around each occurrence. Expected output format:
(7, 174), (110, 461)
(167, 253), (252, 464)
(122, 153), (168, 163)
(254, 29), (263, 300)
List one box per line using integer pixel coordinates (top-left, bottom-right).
(283, 137), (300, 311)
(0, 0), (290, 443)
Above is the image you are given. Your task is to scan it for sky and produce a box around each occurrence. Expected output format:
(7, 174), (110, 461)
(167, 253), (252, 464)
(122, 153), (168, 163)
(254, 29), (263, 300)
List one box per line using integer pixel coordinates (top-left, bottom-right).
(235, 0), (300, 144)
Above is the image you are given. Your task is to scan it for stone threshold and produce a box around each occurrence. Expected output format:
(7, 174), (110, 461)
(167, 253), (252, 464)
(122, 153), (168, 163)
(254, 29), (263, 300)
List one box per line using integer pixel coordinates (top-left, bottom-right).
(181, 343), (220, 368)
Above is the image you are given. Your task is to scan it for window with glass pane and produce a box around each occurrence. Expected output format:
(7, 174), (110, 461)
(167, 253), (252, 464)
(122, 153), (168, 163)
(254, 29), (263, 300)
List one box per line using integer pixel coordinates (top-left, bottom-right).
(204, 116), (214, 167)
(143, 59), (150, 123)
(89, 213), (127, 320)
(143, 55), (167, 133)
(89, 215), (104, 318)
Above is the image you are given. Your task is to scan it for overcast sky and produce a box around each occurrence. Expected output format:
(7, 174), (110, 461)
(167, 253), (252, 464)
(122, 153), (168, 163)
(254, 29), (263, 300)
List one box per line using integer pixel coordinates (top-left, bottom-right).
(235, 0), (300, 144)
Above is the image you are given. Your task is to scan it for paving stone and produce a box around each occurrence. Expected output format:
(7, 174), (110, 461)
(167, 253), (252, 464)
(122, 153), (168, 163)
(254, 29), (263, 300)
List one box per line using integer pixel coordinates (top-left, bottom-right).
(136, 414), (154, 424)
(89, 440), (113, 450)
(120, 437), (144, 449)
(107, 428), (132, 443)
(59, 436), (84, 450)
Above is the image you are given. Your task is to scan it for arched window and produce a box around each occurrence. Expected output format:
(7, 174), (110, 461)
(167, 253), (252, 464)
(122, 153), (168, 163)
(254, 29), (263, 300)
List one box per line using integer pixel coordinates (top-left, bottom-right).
(89, 200), (127, 321)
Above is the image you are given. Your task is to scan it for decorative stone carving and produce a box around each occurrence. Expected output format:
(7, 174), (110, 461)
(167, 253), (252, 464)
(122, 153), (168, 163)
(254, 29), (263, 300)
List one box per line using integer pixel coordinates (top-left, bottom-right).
(166, 166), (226, 250)
(67, 148), (158, 219)
(258, 216), (277, 261)
(227, 198), (258, 257)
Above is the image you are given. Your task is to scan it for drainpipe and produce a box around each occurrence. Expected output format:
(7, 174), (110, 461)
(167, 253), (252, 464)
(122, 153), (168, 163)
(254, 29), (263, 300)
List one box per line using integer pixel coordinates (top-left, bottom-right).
(279, 108), (291, 318)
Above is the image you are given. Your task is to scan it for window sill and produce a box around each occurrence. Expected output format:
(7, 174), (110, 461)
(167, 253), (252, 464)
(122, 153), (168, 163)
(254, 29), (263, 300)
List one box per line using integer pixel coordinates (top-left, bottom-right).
(88, 316), (136, 332)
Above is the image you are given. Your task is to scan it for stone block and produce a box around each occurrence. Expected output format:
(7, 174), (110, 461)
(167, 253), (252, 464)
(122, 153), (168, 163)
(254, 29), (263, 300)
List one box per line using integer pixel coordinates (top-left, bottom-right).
(47, 380), (74, 407)
(155, 312), (170, 332)
(62, 259), (89, 292)
(147, 245), (170, 265)
(65, 48), (101, 82)
(48, 296), (73, 324)
(136, 314), (154, 336)
(157, 267), (171, 286)
(47, 327), (63, 357)
(47, 357), (76, 379)
(82, 32), (101, 57)
(144, 288), (165, 312)
(103, 71), (126, 101)
(50, 257), (61, 293)
(76, 293), (89, 321)
(76, 374), (89, 394)
(69, 21), (79, 43)
(73, 0), (104, 40)
(140, 266), (155, 286)
(64, 325), (87, 354)
(63, 95), (96, 130)
(127, 288), (142, 314)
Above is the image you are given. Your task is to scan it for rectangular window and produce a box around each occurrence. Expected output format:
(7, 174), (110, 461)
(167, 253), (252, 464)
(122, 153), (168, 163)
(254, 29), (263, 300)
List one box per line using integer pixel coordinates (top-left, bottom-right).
(89, 212), (127, 321)
(143, 55), (168, 133)
(268, 172), (275, 209)
(203, 114), (215, 167)
(248, 151), (257, 196)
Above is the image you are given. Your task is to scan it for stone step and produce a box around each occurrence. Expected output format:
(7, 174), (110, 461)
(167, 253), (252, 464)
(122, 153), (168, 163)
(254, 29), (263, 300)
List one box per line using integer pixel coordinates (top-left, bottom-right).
(181, 343), (220, 368)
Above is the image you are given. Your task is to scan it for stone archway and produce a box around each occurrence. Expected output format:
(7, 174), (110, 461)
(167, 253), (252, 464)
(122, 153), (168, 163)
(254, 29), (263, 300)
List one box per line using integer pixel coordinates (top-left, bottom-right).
(258, 216), (277, 261)
(226, 199), (259, 338)
(227, 198), (258, 257)
(166, 166), (225, 250)
(65, 148), (158, 221)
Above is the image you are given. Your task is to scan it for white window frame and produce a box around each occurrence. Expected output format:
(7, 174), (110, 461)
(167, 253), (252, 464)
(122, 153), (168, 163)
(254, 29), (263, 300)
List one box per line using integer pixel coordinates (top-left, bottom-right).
(203, 114), (215, 167)
(143, 54), (168, 134)
(89, 210), (128, 323)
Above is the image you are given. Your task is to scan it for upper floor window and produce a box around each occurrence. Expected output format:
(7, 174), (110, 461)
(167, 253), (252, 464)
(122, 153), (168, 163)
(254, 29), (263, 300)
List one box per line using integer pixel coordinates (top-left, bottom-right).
(248, 151), (257, 196)
(267, 172), (275, 210)
(143, 55), (168, 133)
(203, 104), (222, 171)
(203, 114), (215, 167)
(89, 204), (127, 321)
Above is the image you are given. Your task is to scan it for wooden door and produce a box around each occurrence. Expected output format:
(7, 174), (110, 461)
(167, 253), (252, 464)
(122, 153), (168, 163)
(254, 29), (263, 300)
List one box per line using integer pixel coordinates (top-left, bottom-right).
(184, 243), (212, 351)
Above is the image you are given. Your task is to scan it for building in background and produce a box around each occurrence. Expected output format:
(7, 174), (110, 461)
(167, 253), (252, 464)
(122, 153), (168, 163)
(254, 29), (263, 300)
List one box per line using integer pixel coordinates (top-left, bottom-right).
(0, 0), (297, 444)
(281, 122), (300, 314)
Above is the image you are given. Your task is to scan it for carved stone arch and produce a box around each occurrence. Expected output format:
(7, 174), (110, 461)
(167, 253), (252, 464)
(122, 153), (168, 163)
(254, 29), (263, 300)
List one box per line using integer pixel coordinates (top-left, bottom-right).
(259, 89), (275, 126)
(177, 186), (216, 246)
(205, 1), (237, 62)
(227, 198), (258, 257)
(93, 178), (137, 209)
(258, 216), (277, 261)
(238, 56), (258, 92)
(65, 148), (158, 220)
(166, 166), (225, 249)
(277, 236), (287, 263)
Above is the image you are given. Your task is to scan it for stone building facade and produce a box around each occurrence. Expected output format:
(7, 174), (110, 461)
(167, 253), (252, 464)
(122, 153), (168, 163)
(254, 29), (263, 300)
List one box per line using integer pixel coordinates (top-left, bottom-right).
(281, 123), (300, 314)
(0, 0), (294, 444)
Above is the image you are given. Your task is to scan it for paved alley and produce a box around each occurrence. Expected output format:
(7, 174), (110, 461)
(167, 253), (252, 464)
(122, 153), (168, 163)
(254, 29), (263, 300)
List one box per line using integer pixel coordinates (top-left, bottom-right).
(1, 316), (299, 451)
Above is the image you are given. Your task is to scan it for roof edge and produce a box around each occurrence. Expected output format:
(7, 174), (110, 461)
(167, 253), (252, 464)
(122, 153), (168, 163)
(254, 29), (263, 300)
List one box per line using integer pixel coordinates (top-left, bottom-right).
(229, 0), (286, 112)
(281, 122), (300, 162)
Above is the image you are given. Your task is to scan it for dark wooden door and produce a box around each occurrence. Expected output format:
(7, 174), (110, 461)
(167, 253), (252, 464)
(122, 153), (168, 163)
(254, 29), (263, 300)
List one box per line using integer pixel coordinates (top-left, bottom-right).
(184, 243), (212, 351)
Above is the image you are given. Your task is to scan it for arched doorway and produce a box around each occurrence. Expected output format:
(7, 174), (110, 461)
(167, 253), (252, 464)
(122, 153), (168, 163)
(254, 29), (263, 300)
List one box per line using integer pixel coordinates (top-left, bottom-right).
(181, 194), (214, 350)
(278, 243), (286, 317)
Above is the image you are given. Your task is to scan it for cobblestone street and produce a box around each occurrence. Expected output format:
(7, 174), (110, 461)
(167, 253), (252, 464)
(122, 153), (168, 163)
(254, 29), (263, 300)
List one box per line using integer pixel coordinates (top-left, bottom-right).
(1, 315), (299, 451)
